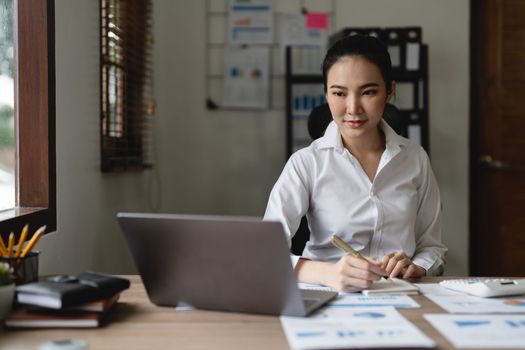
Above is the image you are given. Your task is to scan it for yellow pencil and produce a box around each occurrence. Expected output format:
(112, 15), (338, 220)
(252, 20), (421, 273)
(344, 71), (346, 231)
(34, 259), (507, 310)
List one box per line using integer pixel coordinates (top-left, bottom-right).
(0, 235), (7, 256)
(20, 225), (46, 258)
(15, 224), (29, 258)
(7, 232), (15, 257)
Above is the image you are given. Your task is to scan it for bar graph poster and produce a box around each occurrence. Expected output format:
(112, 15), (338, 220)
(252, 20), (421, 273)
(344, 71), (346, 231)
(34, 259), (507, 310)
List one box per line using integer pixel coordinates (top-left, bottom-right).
(228, 0), (273, 45)
(222, 46), (270, 109)
(291, 84), (326, 119)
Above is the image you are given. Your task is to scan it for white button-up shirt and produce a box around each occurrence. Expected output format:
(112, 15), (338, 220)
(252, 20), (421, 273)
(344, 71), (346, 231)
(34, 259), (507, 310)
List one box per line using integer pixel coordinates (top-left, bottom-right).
(264, 120), (447, 276)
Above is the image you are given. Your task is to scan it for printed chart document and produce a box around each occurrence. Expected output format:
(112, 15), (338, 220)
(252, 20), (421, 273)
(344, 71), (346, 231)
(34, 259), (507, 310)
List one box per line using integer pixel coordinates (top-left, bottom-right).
(222, 46), (270, 109)
(425, 314), (525, 348)
(228, 0), (273, 44)
(426, 294), (525, 314)
(281, 306), (434, 350)
(298, 283), (420, 309)
(328, 294), (420, 309)
(417, 283), (525, 314)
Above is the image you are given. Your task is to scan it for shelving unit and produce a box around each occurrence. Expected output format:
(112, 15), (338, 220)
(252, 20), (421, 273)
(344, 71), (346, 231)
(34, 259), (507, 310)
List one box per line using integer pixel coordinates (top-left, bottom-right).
(285, 46), (325, 157)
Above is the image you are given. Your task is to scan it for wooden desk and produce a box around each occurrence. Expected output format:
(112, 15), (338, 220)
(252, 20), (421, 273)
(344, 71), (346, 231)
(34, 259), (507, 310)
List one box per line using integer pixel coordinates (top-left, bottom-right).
(0, 276), (503, 349)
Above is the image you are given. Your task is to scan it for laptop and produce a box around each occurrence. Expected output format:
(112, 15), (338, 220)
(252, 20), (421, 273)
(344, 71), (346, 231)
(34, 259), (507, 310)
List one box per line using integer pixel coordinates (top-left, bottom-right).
(117, 212), (337, 316)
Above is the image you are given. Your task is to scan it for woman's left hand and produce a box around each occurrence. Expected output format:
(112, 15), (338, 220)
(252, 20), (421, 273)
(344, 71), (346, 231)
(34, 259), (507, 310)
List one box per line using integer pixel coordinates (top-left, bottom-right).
(380, 251), (426, 278)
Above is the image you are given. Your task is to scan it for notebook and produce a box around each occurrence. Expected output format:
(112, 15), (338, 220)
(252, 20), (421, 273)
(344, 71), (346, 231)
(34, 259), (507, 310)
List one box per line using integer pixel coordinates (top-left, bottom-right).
(27, 293), (120, 313)
(16, 272), (129, 309)
(5, 307), (108, 328)
(117, 212), (337, 317)
(362, 278), (419, 296)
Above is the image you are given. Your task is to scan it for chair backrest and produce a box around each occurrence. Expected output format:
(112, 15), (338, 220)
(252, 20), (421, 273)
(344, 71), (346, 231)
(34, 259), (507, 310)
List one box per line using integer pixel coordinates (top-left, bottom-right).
(307, 103), (332, 140)
(382, 103), (409, 137)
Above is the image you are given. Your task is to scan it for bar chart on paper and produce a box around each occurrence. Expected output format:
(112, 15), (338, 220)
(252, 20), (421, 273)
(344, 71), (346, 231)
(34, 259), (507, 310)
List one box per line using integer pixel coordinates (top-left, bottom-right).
(281, 306), (434, 350)
(289, 84), (325, 152)
(291, 84), (326, 119)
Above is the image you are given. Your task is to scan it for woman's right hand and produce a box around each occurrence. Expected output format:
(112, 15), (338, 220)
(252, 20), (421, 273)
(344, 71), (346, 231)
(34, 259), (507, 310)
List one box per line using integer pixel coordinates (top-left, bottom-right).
(322, 255), (386, 292)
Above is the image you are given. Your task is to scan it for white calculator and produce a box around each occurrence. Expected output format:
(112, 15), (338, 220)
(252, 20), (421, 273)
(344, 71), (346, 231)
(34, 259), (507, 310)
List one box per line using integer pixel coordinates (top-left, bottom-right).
(439, 278), (525, 298)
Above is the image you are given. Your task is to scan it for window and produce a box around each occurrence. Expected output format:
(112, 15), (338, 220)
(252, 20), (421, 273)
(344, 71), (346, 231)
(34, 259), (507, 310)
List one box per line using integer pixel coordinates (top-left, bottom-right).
(0, 0), (15, 211)
(0, 0), (56, 242)
(100, 0), (154, 172)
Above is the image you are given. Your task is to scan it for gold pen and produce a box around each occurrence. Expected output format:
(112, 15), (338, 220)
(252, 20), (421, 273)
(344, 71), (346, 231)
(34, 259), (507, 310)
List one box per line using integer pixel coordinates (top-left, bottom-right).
(330, 234), (365, 260)
(331, 233), (388, 279)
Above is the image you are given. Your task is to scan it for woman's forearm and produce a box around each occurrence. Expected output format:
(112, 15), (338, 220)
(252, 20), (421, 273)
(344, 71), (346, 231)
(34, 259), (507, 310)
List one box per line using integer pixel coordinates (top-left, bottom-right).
(295, 258), (333, 286)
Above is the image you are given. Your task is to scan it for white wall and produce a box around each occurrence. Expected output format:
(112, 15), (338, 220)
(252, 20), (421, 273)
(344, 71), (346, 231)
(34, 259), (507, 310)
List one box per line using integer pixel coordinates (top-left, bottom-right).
(38, 0), (151, 275)
(39, 0), (469, 276)
(152, 1), (285, 217)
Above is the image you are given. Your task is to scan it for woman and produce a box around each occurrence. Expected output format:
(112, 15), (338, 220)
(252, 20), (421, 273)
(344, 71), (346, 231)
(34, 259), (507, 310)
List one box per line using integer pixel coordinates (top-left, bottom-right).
(264, 35), (447, 292)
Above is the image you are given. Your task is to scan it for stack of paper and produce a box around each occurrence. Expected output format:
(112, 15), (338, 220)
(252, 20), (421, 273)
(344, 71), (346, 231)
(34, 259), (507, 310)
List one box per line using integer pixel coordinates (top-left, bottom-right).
(329, 294), (420, 309)
(425, 314), (525, 348)
(416, 283), (525, 314)
(418, 282), (525, 348)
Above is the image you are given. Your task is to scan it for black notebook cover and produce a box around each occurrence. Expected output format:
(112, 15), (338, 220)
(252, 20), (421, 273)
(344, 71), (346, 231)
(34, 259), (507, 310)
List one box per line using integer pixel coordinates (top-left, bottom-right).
(16, 272), (130, 309)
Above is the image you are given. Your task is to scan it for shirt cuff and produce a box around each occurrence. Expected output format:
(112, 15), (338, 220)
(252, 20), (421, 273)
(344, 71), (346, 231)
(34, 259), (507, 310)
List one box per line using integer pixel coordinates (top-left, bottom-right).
(290, 254), (301, 268)
(412, 256), (444, 276)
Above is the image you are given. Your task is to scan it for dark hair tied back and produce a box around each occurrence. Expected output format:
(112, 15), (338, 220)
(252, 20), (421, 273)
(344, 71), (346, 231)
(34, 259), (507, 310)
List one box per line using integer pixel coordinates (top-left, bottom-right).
(322, 34), (393, 94)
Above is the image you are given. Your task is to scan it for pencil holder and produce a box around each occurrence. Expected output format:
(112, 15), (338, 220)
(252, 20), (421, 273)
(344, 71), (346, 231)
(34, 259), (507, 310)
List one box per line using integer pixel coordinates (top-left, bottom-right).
(0, 251), (39, 285)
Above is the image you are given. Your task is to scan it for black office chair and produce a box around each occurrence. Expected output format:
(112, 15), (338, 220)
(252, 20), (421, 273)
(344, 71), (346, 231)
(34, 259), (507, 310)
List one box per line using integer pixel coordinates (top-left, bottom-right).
(307, 103), (333, 140)
(290, 103), (408, 255)
(382, 103), (409, 137)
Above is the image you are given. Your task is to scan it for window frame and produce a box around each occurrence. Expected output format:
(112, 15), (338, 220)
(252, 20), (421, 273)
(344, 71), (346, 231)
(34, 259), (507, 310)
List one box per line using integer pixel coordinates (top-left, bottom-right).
(0, 0), (56, 242)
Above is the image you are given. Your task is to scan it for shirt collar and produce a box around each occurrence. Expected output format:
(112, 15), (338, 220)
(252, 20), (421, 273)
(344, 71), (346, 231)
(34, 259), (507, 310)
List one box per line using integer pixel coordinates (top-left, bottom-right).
(316, 121), (344, 151)
(316, 119), (408, 154)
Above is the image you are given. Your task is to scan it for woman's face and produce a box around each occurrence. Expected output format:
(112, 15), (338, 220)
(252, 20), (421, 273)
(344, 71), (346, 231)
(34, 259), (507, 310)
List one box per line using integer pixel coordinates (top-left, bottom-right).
(325, 55), (392, 145)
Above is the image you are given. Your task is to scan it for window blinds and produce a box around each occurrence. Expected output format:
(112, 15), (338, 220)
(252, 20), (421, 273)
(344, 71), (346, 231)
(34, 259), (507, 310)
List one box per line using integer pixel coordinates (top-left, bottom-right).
(100, 0), (154, 172)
